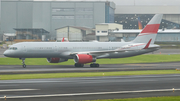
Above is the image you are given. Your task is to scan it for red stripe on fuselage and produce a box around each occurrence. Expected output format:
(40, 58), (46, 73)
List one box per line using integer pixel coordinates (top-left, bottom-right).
(140, 24), (160, 34)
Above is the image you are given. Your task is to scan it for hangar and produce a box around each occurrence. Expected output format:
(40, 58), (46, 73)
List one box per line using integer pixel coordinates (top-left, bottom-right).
(56, 26), (95, 42)
(1, 0), (180, 42)
(0, 0), (115, 41)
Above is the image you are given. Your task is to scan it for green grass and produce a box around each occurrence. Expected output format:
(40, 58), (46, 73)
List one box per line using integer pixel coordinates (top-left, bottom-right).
(83, 96), (180, 101)
(0, 70), (180, 80)
(1, 54), (180, 65)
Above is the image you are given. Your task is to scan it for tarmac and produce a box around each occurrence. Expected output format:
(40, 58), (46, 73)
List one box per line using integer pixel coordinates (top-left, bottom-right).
(0, 74), (180, 101)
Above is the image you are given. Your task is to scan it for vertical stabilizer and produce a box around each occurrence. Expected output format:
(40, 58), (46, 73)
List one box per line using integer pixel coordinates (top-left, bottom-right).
(132, 14), (163, 44)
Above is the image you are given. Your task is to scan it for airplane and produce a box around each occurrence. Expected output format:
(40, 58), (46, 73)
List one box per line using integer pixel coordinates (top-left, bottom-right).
(3, 14), (163, 68)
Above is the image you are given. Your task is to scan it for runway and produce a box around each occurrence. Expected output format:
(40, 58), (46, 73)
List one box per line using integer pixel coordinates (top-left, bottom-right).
(0, 74), (180, 101)
(0, 62), (180, 74)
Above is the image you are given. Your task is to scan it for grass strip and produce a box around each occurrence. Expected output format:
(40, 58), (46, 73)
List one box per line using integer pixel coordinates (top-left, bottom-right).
(1, 54), (180, 65)
(83, 96), (180, 101)
(0, 70), (180, 80)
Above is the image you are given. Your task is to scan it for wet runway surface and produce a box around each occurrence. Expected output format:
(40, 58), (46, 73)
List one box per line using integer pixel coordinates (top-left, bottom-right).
(0, 74), (180, 101)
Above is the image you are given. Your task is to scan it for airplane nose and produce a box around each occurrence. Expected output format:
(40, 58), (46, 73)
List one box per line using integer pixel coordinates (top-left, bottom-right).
(3, 51), (10, 57)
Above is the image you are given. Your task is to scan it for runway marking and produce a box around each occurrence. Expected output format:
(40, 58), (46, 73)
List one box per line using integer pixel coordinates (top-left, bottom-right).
(0, 89), (39, 92)
(0, 88), (180, 99)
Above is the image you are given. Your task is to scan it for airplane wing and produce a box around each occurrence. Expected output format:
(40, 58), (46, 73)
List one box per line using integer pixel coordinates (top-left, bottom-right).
(70, 48), (139, 57)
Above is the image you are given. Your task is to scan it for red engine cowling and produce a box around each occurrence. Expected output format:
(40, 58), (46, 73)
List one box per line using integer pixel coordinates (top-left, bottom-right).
(47, 58), (68, 63)
(74, 54), (96, 64)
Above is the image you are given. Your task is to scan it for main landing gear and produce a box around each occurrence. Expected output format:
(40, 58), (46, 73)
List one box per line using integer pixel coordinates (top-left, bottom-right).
(90, 63), (99, 67)
(74, 63), (84, 67)
(20, 58), (26, 68)
(74, 63), (100, 67)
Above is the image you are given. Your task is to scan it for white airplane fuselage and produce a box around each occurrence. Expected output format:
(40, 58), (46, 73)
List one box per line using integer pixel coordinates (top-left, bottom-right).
(4, 41), (160, 59)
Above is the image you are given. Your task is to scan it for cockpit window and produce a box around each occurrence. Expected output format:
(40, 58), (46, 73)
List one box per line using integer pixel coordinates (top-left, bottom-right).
(9, 47), (17, 50)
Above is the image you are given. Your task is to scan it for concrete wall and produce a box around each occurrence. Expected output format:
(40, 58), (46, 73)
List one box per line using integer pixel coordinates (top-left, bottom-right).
(96, 23), (123, 36)
(99, 36), (108, 42)
(69, 27), (82, 41)
(96, 24), (109, 36)
(56, 27), (82, 41)
(96, 23), (123, 41)
(56, 27), (68, 41)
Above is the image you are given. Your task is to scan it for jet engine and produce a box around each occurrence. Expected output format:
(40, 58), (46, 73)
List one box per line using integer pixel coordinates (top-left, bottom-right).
(74, 54), (96, 64)
(47, 58), (68, 63)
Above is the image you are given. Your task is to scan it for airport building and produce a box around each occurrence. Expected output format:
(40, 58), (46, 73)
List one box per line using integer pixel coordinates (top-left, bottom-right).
(1, 0), (180, 42)
(114, 0), (180, 30)
(56, 26), (95, 41)
(0, 0), (115, 41)
(112, 0), (180, 42)
(95, 23), (123, 42)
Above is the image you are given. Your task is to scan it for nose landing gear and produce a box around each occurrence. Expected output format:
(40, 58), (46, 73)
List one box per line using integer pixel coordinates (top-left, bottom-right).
(20, 58), (26, 68)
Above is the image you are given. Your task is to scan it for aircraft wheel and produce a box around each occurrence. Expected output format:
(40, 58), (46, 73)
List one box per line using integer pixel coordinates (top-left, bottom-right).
(90, 63), (99, 67)
(75, 63), (84, 67)
(23, 64), (26, 68)
(80, 64), (84, 67)
(96, 64), (99, 67)
(74, 63), (78, 67)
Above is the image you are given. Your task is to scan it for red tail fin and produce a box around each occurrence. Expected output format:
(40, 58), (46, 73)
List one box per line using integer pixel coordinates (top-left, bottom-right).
(132, 14), (163, 44)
